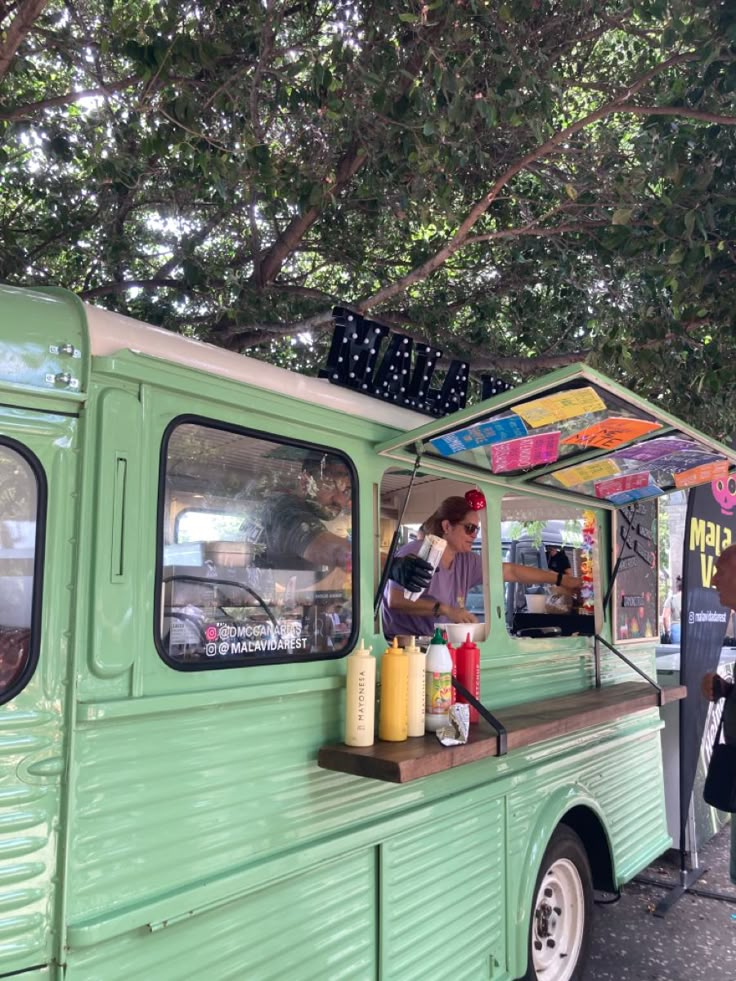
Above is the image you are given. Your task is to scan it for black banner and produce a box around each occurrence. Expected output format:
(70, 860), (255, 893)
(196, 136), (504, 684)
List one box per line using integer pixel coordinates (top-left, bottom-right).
(679, 481), (734, 850)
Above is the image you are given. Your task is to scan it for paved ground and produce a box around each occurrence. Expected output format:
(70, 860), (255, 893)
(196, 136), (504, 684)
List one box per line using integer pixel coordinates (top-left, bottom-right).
(584, 825), (736, 980)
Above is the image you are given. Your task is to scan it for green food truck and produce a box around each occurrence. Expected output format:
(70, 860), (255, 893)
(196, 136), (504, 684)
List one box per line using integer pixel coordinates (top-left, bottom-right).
(1, 283), (734, 981)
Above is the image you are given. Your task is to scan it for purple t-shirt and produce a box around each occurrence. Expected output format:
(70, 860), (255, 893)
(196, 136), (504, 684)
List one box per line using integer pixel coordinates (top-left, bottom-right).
(381, 539), (482, 639)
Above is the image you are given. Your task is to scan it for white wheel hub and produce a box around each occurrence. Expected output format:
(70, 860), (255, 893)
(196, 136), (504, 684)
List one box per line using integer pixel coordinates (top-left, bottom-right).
(531, 857), (585, 981)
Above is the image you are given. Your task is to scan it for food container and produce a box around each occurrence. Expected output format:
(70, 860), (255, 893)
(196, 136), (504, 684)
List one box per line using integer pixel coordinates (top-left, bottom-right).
(436, 622), (483, 645)
(525, 593), (547, 614)
(204, 540), (259, 567)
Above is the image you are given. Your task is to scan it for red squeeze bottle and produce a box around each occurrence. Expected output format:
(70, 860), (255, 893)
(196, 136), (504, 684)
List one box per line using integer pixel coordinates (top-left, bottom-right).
(441, 631), (457, 701)
(455, 633), (481, 723)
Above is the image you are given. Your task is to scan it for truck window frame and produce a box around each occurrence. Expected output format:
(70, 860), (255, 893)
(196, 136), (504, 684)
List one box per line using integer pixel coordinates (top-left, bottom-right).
(155, 415), (359, 670)
(0, 438), (46, 704)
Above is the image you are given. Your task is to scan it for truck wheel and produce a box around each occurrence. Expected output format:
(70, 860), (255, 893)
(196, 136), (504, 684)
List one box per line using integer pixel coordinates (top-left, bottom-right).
(522, 825), (593, 981)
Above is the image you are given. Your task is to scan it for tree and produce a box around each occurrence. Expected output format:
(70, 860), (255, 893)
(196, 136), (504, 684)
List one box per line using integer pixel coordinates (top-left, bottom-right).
(1, 0), (736, 435)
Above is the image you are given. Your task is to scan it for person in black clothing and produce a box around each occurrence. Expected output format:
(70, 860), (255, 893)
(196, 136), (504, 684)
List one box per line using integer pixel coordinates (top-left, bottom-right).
(701, 543), (736, 884)
(258, 451), (431, 591)
(547, 545), (571, 577)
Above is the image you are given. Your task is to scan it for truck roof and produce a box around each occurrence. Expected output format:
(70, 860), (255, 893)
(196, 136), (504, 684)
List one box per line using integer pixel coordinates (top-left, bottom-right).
(0, 283), (430, 429)
(85, 303), (431, 429)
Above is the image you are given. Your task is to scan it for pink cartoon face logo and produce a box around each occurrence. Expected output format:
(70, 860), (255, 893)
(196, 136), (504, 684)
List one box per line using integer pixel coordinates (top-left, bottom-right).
(712, 475), (736, 516)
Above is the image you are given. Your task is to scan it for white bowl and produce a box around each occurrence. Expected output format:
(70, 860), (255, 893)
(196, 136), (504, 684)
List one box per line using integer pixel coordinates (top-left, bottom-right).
(525, 594), (547, 614)
(435, 622), (483, 645)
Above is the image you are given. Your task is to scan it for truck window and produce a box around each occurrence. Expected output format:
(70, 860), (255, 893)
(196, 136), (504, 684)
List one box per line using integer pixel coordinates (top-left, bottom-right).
(0, 444), (42, 701)
(378, 470), (487, 641)
(157, 420), (356, 667)
(502, 495), (595, 639)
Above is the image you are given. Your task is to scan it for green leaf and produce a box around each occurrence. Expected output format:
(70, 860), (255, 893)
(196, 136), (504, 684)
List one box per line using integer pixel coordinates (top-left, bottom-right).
(612, 208), (632, 226)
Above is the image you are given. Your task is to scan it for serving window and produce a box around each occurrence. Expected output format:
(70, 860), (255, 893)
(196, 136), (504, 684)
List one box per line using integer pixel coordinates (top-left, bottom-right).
(378, 469), (488, 643)
(0, 442), (43, 702)
(156, 419), (357, 668)
(501, 493), (596, 639)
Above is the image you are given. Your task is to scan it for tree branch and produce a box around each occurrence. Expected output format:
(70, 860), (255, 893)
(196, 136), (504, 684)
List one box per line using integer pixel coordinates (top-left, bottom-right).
(474, 351), (591, 373)
(615, 104), (736, 125)
(0, 0), (47, 82)
(0, 74), (141, 120)
(255, 21), (441, 287)
(80, 279), (186, 299)
(465, 221), (611, 245)
(355, 51), (704, 310)
(256, 142), (369, 286)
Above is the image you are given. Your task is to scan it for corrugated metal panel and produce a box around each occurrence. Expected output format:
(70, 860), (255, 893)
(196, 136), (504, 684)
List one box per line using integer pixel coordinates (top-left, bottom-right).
(0, 704), (58, 972)
(381, 801), (505, 981)
(66, 848), (376, 981)
(481, 643), (660, 711)
(507, 725), (668, 885)
(68, 680), (666, 916)
(68, 644), (668, 977)
(69, 693), (425, 920)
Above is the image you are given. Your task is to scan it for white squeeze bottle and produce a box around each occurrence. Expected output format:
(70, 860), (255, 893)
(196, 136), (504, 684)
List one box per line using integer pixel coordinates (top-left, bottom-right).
(424, 627), (453, 732)
(344, 639), (375, 747)
(404, 636), (427, 737)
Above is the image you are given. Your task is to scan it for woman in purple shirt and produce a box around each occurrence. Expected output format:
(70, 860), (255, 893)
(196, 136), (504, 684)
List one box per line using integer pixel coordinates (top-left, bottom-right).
(381, 496), (581, 639)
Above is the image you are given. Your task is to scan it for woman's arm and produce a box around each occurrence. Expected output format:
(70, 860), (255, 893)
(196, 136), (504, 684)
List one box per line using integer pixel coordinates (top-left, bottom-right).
(503, 562), (582, 592)
(384, 583), (477, 623)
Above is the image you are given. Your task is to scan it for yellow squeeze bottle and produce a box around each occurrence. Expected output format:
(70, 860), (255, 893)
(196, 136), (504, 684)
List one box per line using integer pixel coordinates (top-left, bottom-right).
(404, 636), (427, 737)
(378, 637), (409, 742)
(344, 639), (375, 747)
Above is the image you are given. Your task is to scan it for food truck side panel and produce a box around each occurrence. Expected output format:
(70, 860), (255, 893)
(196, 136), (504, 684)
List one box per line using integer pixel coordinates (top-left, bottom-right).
(0, 286), (89, 978)
(63, 351), (666, 980)
(0, 287), (673, 980)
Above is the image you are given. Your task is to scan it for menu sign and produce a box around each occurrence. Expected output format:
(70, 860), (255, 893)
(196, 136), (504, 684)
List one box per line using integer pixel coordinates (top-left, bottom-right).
(594, 471), (650, 499)
(674, 458), (729, 490)
(614, 437), (693, 463)
(607, 482), (663, 506)
(553, 458), (620, 489)
(430, 414), (528, 456)
(512, 386), (606, 428)
(562, 417), (661, 450)
(490, 431), (561, 473)
(612, 500), (658, 642)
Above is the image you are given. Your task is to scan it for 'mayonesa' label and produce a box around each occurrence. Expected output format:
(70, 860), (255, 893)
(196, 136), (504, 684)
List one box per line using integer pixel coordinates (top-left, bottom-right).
(203, 620), (306, 656)
(425, 671), (452, 715)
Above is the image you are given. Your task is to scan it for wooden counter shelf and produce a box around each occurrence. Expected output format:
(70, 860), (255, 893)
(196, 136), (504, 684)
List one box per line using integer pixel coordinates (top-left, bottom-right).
(318, 681), (687, 784)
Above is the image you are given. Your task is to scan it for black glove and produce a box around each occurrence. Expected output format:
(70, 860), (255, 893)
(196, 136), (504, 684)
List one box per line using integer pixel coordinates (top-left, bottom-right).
(389, 554), (433, 592)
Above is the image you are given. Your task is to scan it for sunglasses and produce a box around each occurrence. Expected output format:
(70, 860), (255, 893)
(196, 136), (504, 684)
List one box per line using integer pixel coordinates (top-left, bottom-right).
(459, 522), (480, 536)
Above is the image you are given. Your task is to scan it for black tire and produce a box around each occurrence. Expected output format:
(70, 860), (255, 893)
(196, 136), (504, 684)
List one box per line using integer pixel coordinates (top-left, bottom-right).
(521, 825), (593, 981)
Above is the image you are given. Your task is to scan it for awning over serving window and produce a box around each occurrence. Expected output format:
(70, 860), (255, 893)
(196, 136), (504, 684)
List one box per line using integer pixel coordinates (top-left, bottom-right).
(375, 363), (736, 508)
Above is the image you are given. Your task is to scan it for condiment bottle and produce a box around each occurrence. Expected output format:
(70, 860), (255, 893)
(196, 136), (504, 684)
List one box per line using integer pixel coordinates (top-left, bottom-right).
(379, 637), (409, 742)
(455, 632), (481, 724)
(404, 636), (426, 737)
(425, 627), (453, 732)
(344, 638), (375, 747)
(441, 630), (457, 702)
